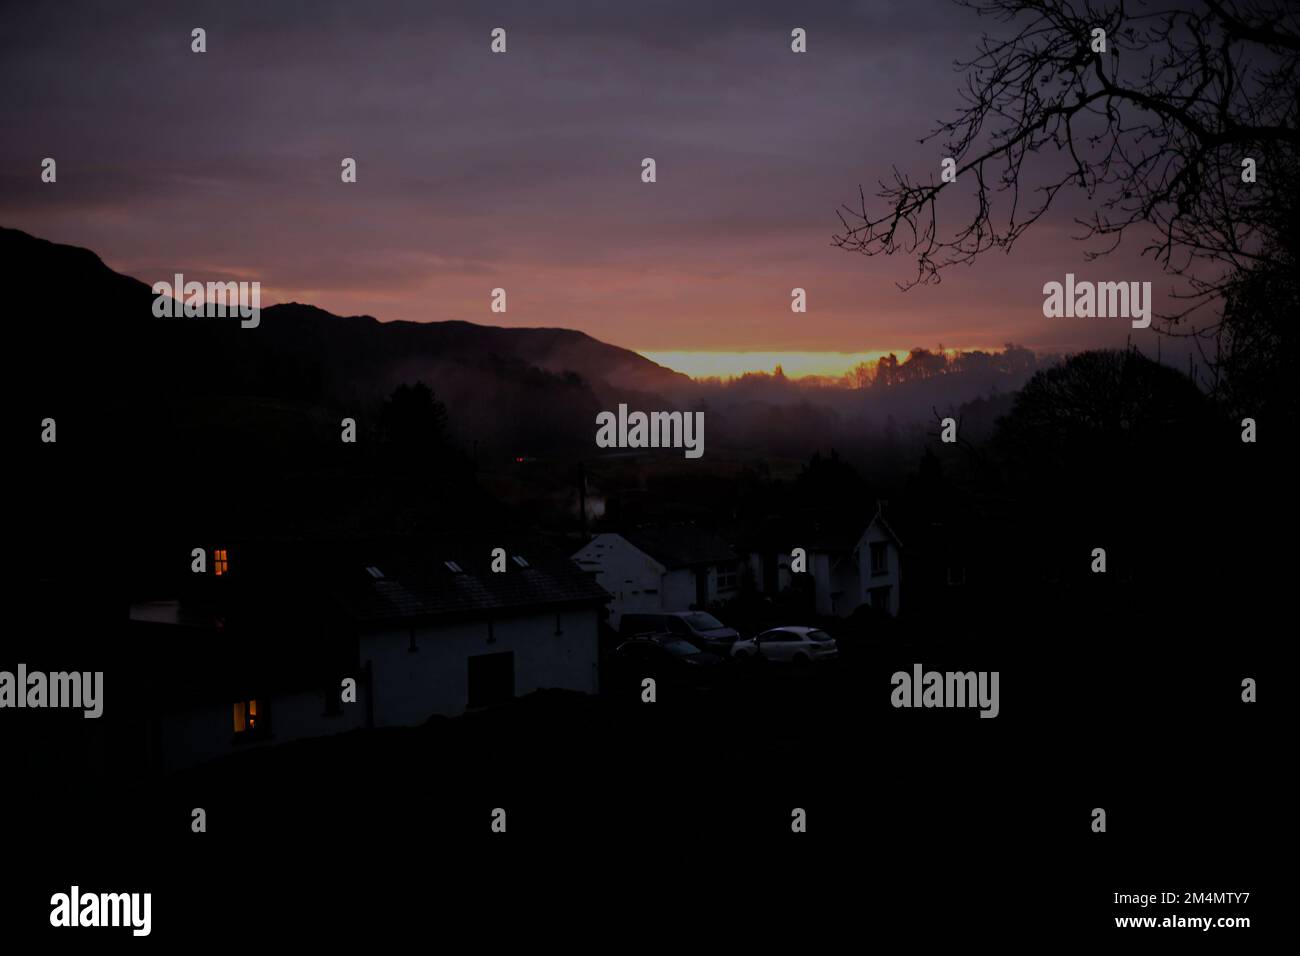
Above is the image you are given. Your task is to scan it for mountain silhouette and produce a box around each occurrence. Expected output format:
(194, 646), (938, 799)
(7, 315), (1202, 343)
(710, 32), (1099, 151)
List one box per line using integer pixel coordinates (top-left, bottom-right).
(3, 226), (692, 447)
(6, 224), (1048, 478)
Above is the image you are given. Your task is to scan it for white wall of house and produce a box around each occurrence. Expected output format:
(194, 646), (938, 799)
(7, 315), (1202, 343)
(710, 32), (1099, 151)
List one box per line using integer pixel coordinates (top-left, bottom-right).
(361, 607), (600, 727)
(855, 523), (902, 617)
(573, 534), (740, 622)
(709, 563), (741, 601)
(662, 564), (738, 608)
(809, 524), (902, 618)
(661, 567), (697, 611)
(779, 554), (794, 593)
(153, 607), (599, 770)
(573, 534), (667, 627)
(811, 551), (836, 616)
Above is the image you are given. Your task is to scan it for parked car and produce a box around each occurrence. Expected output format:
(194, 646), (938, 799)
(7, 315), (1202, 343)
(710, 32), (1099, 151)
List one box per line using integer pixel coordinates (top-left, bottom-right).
(731, 626), (838, 664)
(610, 634), (726, 691)
(618, 611), (740, 655)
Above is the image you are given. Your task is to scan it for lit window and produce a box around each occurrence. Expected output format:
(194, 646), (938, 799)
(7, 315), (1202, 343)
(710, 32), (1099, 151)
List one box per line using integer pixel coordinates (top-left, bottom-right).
(214, 548), (229, 576)
(233, 698), (267, 736)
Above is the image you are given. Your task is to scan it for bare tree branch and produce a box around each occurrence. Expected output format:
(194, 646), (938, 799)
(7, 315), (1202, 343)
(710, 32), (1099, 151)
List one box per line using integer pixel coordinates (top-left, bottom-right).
(834, 0), (1300, 332)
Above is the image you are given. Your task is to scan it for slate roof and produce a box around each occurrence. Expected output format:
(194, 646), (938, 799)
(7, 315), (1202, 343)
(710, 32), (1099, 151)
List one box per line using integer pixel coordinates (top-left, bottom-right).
(622, 526), (738, 570)
(336, 541), (609, 627)
(119, 536), (608, 703)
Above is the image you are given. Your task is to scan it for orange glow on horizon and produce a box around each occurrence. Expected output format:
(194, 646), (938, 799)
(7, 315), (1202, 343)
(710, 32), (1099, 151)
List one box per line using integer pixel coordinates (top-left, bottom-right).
(638, 350), (1001, 381)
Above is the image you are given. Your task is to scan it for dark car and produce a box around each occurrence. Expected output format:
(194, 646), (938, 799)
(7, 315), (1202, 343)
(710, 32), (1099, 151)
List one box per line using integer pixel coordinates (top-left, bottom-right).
(618, 611), (740, 655)
(610, 634), (726, 692)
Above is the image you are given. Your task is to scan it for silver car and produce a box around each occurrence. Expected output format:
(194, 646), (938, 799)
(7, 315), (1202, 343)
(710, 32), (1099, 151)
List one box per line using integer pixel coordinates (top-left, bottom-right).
(731, 626), (838, 664)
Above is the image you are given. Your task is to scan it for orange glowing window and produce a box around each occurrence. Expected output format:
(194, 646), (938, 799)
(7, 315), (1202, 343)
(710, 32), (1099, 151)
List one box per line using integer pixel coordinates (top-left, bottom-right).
(214, 549), (229, 576)
(233, 698), (265, 735)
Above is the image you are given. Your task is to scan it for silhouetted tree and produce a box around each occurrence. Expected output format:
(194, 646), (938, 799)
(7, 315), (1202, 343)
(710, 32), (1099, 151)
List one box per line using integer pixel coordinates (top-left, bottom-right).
(379, 382), (449, 456)
(897, 348), (949, 384)
(848, 361), (874, 389)
(875, 353), (901, 388)
(995, 349), (1214, 468)
(987, 349), (1223, 608)
(1216, 187), (1300, 423)
(794, 449), (870, 514)
(835, 0), (1300, 336)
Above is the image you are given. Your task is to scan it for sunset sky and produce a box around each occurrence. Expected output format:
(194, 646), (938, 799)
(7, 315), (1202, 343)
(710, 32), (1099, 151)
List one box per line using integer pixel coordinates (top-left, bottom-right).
(1, 0), (1179, 378)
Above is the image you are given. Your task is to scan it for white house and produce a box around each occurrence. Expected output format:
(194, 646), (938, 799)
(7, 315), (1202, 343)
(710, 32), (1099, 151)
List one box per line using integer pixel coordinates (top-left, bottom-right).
(130, 540), (609, 771)
(807, 509), (903, 618)
(342, 550), (607, 727)
(572, 527), (742, 627)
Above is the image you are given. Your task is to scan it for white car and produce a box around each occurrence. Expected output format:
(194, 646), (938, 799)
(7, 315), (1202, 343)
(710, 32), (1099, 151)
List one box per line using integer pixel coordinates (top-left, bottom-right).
(731, 626), (838, 664)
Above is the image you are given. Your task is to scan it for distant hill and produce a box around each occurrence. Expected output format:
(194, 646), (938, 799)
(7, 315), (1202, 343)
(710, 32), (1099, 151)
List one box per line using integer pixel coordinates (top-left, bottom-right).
(5, 225), (1050, 477)
(2, 226), (693, 449)
(241, 304), (696, 404)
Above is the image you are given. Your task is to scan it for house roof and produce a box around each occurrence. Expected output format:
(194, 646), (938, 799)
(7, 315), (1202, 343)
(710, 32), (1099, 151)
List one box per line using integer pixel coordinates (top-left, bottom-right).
(808, 508), (904, 552)
(870, 514), (904, 548)
(116, 536), (606, 706)
(621, 526), (738, 570)
(336, 541), (609, 627)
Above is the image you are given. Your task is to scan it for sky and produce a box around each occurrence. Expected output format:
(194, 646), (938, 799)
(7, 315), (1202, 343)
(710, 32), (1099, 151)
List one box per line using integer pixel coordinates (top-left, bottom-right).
(0, 0), (1182, 377)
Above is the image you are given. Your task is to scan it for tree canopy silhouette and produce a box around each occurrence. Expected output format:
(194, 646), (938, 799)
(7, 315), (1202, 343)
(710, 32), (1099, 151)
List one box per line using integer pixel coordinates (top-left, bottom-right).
(835, 0), (1300, 336)
(379, 382), (450, 457)
(994, 348), (1216, 475)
